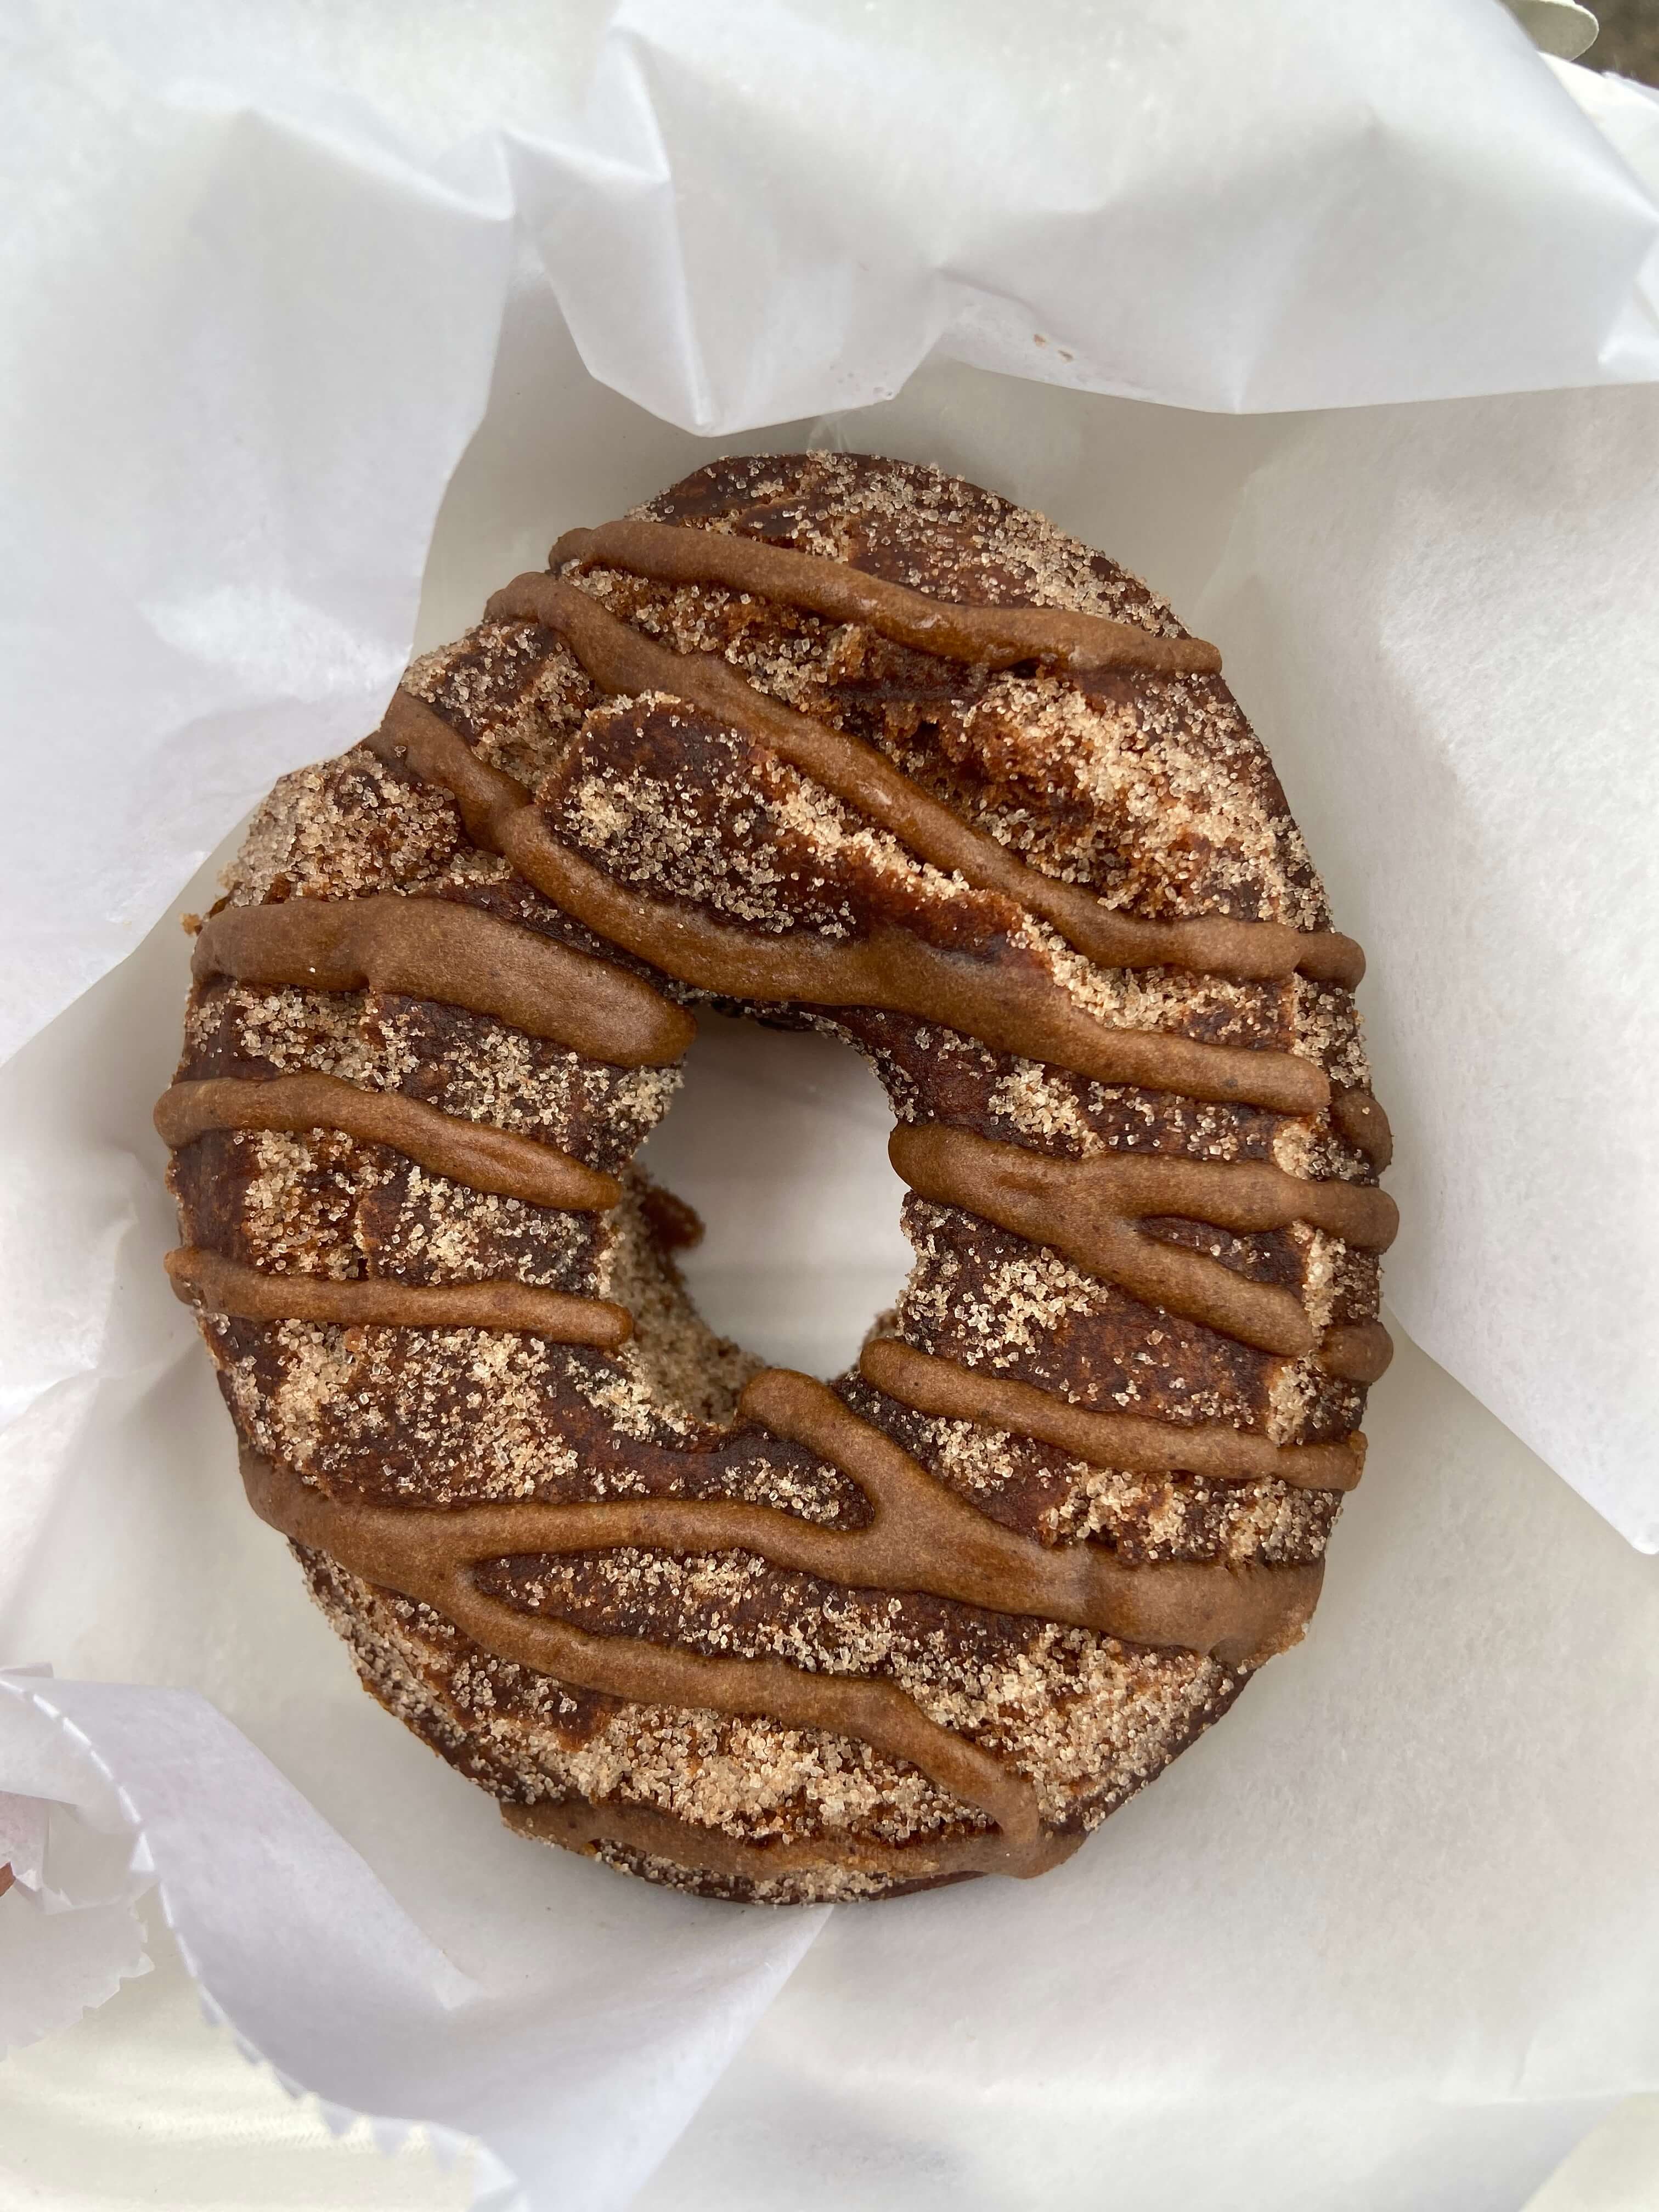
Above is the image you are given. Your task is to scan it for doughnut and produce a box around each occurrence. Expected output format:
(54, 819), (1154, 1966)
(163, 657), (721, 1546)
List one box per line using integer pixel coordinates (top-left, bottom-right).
(159, 453), (1395, 1904)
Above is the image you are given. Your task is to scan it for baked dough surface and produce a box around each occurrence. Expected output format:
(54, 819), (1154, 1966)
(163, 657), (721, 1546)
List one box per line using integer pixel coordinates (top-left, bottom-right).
(161, 454), (1390, 1903)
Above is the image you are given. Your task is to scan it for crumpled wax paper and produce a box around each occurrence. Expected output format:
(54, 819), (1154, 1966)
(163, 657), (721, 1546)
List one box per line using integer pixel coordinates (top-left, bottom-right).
(4, 4), (1659, 2208)
(7, 0), (1659, 1060)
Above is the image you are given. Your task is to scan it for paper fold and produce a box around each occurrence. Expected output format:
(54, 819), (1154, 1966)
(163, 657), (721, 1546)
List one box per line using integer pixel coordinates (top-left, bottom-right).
(0, 1671), (827, 2212)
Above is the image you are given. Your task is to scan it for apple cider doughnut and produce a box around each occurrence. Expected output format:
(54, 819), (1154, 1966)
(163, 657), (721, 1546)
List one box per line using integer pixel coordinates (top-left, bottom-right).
(160, 453), (1393, 1904)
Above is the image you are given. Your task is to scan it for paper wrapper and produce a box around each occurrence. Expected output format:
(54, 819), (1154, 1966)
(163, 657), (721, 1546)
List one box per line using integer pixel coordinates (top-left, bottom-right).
(4, 6), (1659, 2208)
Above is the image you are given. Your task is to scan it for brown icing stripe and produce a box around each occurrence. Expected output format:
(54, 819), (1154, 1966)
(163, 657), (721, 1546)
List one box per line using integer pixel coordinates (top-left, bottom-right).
(155, 1075), (622, 1212)
(242, 1351), (1318, 1876)
(166, 1248), (633, 1350)
(1333, 1087), (1393, 1169)
(176, 499), (1392, 1898)
(889, 1122), (1398, 1358)
(241, 1450), (1056, 1877)
(479, 574), (1363, 991)
(373, 691), (1329, 1118)
(503, 1793), (1069, 1892)
(859, 1338), (1365, 1493)
(740, 1370), (1319, 1667)
(551, 517), (1222, 678)
(250, 1362), (1321, 1654)
(1319, 1321), (1395, 1384)
(193, 892), (693, 1070)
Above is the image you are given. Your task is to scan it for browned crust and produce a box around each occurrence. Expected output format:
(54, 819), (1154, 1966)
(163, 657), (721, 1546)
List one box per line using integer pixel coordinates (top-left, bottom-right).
(551, 516), (1226, 678)
(161, 449), (1391, 1904)
(471, 560), (1360, 989)
(375, 687), (1331, 1116)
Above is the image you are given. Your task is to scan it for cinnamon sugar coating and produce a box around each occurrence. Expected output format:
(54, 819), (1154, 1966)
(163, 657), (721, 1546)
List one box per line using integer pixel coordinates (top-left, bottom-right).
(163, 453), (1386, 1901)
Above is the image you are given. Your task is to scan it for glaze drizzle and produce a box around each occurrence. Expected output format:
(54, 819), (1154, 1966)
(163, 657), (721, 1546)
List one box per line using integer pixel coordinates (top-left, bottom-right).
(479, 568), (1365, 990)
(170, 509), (1391, 1891)
(859, 1338), (1365, 1492)
(239, 1361), (1316, 1666)
(166, 1247), (633, 1349)
(373, 689), (1329, 1116)
(502, 1793), (1034, 1891)
(551, 516), (1226, 678)
(193, 891), (692, 1068)
(156, 1075), (622, 1212)
(241, 1350), (1320, 1880)
(889, 1122), (1397, 1359)
(242, 1448), (1069, 1880)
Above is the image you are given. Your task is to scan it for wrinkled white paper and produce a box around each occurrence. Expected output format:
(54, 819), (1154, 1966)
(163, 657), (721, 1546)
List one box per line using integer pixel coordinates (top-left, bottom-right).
(4, 3), (1659, 2208)
(0, 1672), (823, 2212)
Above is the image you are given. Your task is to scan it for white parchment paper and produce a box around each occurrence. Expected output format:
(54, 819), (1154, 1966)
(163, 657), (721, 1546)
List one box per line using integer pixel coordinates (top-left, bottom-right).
(4, 5), (1659, 2208)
